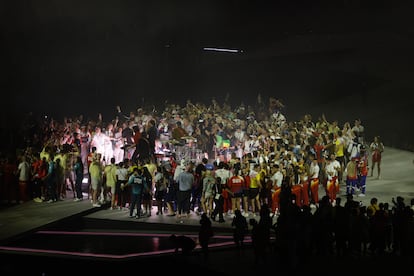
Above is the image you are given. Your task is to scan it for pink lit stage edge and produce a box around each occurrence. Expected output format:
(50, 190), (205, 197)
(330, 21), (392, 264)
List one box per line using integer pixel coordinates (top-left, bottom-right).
(0, 230), (243, 260)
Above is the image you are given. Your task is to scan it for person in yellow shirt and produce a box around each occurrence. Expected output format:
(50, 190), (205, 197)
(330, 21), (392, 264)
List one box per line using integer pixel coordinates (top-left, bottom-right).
(40, 144), (51, 165)
(334, 130), (346, 184)
(89, 154), (103, 207)
(366, 197), (379, 218)
(104, 157), (118, 209)
(249, 163), (263, 215)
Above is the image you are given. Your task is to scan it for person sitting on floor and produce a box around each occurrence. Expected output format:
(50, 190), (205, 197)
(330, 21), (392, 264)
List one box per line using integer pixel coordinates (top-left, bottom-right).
(169, 234), (196, 255)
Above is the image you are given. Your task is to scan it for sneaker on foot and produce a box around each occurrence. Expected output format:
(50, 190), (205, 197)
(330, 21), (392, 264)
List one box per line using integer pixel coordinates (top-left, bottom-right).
(33, 197), (43, 203)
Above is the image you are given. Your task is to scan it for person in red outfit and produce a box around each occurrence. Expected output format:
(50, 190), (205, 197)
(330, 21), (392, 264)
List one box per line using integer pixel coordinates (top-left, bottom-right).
(228, 166), (246, 213)
(356, 147), (369, 197)
(308, 157), (320, 207)
(298, 171), (310, 207)
(270, 164), (284, 214)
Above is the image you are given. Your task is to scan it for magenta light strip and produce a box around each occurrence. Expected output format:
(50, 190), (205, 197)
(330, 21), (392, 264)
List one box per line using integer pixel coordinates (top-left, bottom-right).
(0, 245), (175, 259)
(0, 231), (243, 259)
(36, 230), (233, 239)
(0, 242), (243, 259)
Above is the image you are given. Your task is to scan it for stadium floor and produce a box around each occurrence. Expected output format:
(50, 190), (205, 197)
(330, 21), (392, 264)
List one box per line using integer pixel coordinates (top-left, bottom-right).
(0, 146), (413, 275)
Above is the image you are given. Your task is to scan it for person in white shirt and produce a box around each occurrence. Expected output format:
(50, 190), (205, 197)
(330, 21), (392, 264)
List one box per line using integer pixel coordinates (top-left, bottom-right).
(351, 119), (365, 145)
(234, 126), (246, 158)
(270, 163), (284, 213)
(325, 153), (341, 203)
(116, 161), (129, 210)
(215, 162), (232, 214)
(90, 126), (107, 163)
(173, 159), (187, 183)
(17, 155), (31, 203)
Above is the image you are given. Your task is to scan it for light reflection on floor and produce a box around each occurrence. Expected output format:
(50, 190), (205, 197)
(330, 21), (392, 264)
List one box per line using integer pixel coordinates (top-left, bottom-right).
(0, 230), (242, 260)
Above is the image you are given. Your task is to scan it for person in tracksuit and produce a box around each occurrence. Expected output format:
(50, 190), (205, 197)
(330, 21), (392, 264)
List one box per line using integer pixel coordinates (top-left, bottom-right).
(123, 167), (148, 219)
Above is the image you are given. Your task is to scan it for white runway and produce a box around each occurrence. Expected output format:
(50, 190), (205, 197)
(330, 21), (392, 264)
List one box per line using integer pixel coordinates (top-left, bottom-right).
(347, 146), (414, 207)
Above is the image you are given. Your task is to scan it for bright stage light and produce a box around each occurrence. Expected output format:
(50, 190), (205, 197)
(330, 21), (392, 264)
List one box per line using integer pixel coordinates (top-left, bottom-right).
(203, 47), (242, 53)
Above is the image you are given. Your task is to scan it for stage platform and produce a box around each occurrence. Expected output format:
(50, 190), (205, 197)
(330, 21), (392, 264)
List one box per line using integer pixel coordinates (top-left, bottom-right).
(0, 146), (413, 275)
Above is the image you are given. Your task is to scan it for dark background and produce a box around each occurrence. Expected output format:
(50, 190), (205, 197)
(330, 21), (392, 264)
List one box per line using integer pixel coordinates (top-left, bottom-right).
(2, 0), (414, 150)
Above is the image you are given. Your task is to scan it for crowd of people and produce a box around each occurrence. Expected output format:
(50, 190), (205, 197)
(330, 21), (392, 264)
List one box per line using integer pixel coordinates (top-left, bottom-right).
(0, 95), (412, 260)
(0, 96), (381, 209)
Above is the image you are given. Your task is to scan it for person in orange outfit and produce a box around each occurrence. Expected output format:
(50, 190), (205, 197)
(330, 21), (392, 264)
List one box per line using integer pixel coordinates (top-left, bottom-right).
(299, 171), (310, 207)
(291, 182), (302, 208)
(325, 153), (341, 203)
(308, 156), (320, 207)
(270, 164), (284, 214)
